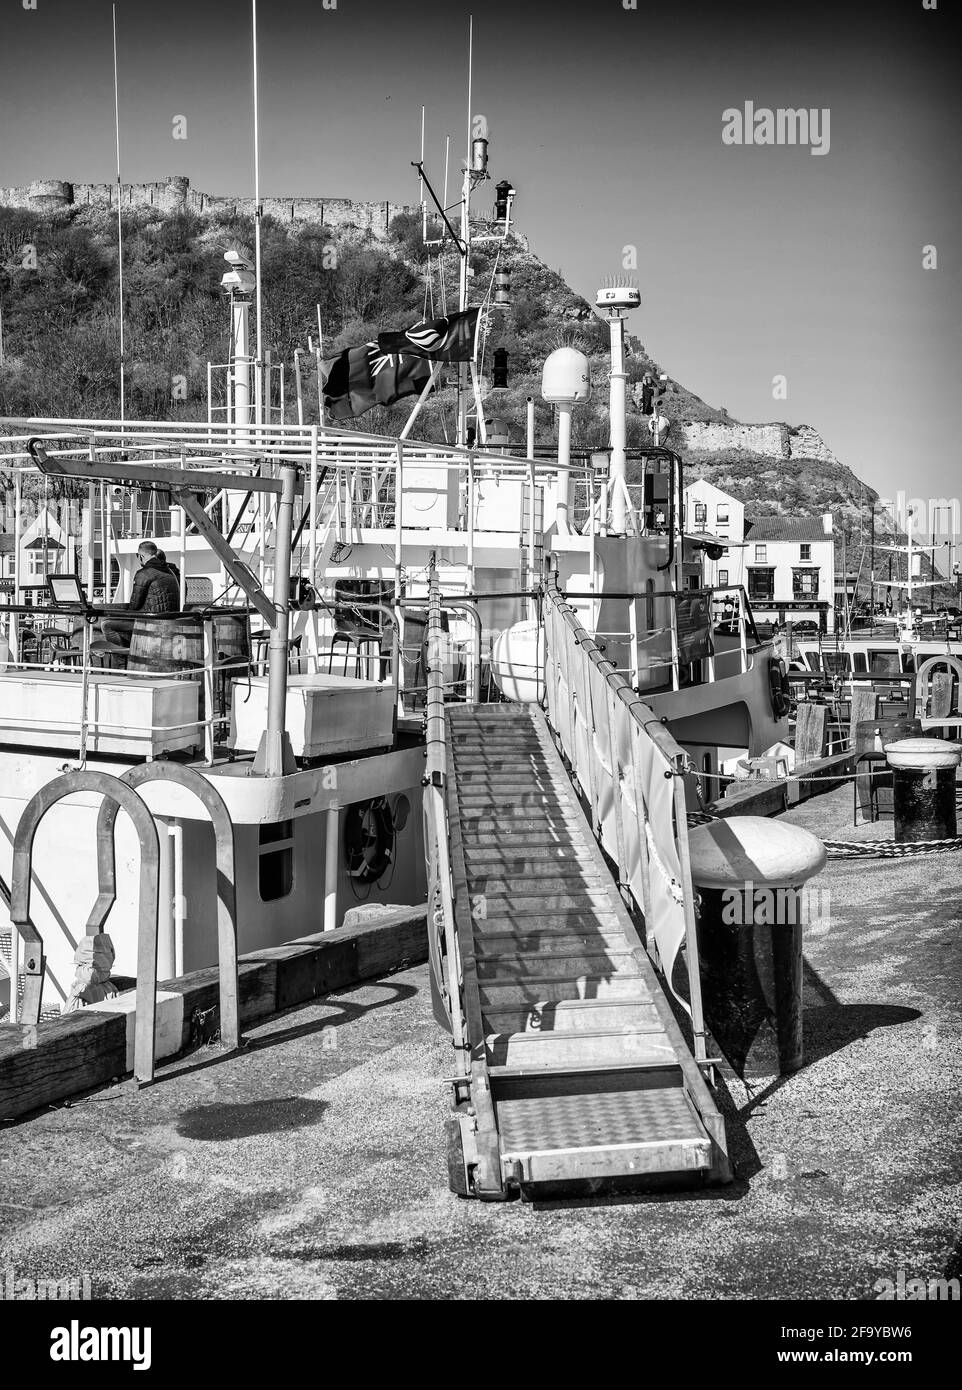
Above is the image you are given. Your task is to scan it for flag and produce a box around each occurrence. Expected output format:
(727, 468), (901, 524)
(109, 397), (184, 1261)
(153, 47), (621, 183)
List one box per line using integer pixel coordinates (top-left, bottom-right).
(321, 343), (432, 420)
(377, 307), (480, 363)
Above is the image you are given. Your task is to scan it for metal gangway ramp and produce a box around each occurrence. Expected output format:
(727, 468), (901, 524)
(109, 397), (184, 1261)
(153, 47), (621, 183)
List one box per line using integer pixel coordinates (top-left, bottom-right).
(425, 574), (730, 1199)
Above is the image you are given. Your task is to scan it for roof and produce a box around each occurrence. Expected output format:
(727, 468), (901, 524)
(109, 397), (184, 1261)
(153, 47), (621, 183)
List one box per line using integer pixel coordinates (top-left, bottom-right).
(744, 517), (829, 542)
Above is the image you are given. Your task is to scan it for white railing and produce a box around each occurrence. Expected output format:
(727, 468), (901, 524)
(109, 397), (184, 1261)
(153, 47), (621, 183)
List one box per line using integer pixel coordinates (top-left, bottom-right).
(542, 577), (709, 1061)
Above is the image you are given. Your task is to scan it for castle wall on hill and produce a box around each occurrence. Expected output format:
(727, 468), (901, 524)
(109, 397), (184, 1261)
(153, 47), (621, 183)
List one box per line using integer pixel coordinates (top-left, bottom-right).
(678, 419), (839, 464)
(679, 421), (791, 456)
(0, 176), (414, 236)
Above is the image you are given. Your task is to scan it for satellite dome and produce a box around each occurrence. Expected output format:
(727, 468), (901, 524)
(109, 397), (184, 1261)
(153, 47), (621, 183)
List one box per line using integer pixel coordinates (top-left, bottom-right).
(541, 348), (591, 405)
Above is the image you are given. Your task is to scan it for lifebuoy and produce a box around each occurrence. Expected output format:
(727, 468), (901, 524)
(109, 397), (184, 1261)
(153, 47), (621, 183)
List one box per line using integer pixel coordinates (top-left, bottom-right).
(769, 658), (793, 720)
(344, 797), (396, 882)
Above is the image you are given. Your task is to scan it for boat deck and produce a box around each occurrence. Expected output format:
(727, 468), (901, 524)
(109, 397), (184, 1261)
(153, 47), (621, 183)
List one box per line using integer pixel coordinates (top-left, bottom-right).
(1, 781), (959, 1298)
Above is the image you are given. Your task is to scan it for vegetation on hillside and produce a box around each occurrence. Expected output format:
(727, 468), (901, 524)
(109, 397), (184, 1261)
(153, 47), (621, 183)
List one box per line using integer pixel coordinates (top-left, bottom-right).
(4, 197), (944, 594)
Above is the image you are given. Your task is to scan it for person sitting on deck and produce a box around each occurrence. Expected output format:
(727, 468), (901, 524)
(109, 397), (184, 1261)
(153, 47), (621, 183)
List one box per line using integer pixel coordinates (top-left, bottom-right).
(102, 540), (180, 650)
(156, 548), (181, 588)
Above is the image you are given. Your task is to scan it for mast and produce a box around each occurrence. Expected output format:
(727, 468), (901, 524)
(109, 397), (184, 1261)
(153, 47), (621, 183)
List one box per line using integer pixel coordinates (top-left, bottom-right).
(457, 15), (474, 448)
(252, 0), (264, 434)
(112, 4), (125, 427)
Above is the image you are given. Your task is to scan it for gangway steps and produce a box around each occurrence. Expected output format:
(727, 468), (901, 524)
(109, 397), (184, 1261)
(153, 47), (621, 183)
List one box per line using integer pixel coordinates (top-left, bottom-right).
(446, 702), (728, 1191)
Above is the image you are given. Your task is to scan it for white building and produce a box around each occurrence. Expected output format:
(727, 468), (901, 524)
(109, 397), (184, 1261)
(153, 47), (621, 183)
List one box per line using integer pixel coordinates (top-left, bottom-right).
(683, 479), (745, 590)
(684, 480), (835, 632)
(0, 508), (76, 601)
(743, 514), (835, 633)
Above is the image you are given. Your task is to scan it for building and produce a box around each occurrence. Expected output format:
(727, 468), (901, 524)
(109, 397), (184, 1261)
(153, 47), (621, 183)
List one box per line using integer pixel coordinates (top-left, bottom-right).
(0, 509), (76, 602)
(683, 479), (745, 590)
(743, 514), (835, 633)
(683, 481), (836, 632)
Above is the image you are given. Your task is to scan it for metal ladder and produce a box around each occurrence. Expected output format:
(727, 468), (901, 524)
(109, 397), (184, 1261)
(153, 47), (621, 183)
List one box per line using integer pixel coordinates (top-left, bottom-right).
(444, 701), (729, 1195)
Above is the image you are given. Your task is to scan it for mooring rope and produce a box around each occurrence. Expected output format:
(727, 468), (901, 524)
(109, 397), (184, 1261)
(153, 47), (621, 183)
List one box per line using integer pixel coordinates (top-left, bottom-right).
(684, 811), (962, 858)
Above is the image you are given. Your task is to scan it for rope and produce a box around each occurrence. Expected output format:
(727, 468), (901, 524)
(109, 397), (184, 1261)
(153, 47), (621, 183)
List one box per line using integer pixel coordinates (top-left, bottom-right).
(644, 821), (685, 904)
(685, 810), (962, 858)
(822, 836), (962, 858)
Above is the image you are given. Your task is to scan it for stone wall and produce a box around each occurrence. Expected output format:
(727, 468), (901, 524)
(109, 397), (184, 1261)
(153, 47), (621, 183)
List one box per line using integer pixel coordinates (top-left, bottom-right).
(677, 419), (839, 463)
(0, 176), (414, 236)
(678, 420), (791, 456)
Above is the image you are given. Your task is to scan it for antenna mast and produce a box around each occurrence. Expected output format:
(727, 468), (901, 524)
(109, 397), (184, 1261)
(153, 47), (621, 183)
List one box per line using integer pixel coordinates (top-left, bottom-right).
(252, 0), (263, 432)
(112, 4), (125, 426)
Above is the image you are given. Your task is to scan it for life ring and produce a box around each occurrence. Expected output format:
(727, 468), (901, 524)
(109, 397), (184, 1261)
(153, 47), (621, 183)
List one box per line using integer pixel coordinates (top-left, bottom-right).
(769, 658), (793, 719)
(344, 797), (395, 882)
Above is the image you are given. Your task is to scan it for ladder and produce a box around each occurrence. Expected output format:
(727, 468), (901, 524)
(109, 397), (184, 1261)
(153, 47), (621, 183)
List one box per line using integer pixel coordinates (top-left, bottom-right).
(443, 702), (729, 1196)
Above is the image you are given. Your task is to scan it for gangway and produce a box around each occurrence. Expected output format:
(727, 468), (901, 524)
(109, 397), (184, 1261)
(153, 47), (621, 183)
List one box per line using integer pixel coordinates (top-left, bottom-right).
(425, 572), (730, 1198)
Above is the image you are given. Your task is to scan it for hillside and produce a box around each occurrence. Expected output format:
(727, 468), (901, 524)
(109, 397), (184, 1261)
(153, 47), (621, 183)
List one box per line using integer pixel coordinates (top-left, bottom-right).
(0, 177), (948, 595)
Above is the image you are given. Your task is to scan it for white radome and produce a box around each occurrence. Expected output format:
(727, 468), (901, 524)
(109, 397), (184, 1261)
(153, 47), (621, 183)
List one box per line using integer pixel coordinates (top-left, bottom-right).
(595, 285), (641, 310)
(541, 348), (591, 405)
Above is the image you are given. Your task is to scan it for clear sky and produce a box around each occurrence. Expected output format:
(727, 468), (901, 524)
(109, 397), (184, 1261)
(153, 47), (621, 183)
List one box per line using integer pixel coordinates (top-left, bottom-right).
(1, 0), (958, 508)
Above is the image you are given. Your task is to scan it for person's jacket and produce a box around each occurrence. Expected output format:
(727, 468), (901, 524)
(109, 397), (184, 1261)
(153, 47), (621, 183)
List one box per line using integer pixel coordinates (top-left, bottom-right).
(128, 557), (180, 614)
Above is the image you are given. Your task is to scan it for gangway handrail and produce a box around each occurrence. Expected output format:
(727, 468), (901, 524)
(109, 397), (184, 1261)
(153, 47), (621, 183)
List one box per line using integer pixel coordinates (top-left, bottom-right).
(542, 573), (710, 1064)
(422, 562), (467, 1065)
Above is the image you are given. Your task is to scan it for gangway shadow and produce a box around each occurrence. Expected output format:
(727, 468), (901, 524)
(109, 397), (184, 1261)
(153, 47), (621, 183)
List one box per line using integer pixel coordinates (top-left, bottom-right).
(149, 977), (419, 1086)
(704, 958), (922, 1132)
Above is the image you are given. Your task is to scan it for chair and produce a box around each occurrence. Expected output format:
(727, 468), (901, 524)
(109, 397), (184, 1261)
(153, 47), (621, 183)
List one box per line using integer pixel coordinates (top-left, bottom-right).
(185, 577), (214, 607)
(35, 630), (74, 667)
(854, 750), (893, 825)
(915, 655), (962, 739)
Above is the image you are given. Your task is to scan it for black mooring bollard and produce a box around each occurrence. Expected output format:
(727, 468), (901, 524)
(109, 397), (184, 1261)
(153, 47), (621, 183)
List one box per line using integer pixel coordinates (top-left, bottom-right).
(885, 738), (962, 842)
(687, 817), (827, 1079)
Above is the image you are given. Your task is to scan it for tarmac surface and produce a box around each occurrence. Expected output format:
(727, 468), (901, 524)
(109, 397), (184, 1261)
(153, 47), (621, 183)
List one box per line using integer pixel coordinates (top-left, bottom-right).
(1, 785), (960, 1300)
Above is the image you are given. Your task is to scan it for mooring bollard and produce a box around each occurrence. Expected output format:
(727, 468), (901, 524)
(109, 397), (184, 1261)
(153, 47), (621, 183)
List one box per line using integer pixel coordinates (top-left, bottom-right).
(687, 816), (827, 1079)
(885, 738), (962, 843)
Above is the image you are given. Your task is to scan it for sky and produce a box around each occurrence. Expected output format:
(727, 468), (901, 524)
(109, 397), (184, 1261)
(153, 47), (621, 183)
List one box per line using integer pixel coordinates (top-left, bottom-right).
(0, 0), (959, 513)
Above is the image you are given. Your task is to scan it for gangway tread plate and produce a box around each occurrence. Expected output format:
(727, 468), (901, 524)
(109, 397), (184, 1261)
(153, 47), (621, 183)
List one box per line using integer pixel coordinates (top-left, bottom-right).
(495, 1084), (712, 1185)
(444, 703), (730, 1193)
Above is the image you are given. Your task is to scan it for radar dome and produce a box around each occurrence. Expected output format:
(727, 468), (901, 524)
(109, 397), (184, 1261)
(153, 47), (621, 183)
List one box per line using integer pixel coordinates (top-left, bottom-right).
(541, 348), (590, 405)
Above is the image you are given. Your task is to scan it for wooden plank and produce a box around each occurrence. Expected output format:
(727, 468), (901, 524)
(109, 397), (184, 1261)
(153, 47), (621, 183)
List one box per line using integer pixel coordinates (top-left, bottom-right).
(714, 781), (788, 818)
(163, 959), (279, 1049)
(242, 938), (359, 1012)
(850, 685), (878, 730)
(794, 701), (828, 763)
(0, 910), (428, 1121)
(0, 1010), (128, 1123)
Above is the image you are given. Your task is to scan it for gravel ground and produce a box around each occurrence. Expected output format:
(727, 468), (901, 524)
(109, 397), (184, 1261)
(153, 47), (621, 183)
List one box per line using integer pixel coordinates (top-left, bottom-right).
(0, 785), (959, 1300)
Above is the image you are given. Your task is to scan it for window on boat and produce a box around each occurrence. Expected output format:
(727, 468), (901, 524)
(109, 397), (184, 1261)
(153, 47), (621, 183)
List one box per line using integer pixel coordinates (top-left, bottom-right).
(259, 819), (294, 902)
(868, 649), (901, 675)
(853, 651), (868, 673)
(823, 652), (850, 675)
(807, 652), (822, 671)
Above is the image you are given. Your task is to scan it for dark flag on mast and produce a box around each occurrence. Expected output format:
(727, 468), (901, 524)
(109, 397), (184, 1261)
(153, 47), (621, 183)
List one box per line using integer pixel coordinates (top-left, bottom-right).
(377, 307), (480, 363)
(320, 342), (432, 420)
